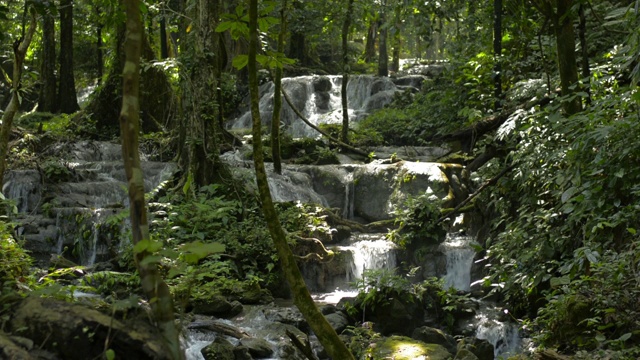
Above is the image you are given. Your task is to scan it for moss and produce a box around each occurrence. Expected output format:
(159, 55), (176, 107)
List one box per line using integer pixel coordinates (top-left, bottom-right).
(371, 336), (452, 360)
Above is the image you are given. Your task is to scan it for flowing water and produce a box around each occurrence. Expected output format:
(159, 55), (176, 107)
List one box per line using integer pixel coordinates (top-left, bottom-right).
(440, 233), (476, 291)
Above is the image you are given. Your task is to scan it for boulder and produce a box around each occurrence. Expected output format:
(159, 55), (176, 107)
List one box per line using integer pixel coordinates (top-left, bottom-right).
(412, 326), (457, 354)
(239, 337), (274, 358)
(9, 296), (169, 360)
(455, 348), (480, 360)
(201, 337), (235, 360)
(324, 312), (350, 334)
(368, 296), (424, 336)
(191, 295), (243, 318)
(457, 337), (494, 360)
(263, 307), (309, 333)
(232, 345), (253, 360)
(312, 76), (332, 92)
(372, 336), (452, 360)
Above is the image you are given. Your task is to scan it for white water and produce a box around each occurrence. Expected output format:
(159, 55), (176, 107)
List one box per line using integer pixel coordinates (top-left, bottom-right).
(474, 305), (522, 359)
(338, 233), (397, 282)
(440, 233), (476, 291)
(183, 331), (217, 360)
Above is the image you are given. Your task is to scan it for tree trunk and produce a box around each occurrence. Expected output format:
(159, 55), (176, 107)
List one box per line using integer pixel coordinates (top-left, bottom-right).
(248, 1), (355, 358)
(341, 0), (354, 145)
(554, 0), (581, 115)
(271, 0), (288, 175)
(181, 0), (230, 186)
(38, 9), (57, 112)
(96, 22), (103, 83)
(364, 20), (377, 62)
(58, 0), (79, 114)
(0, 6), (36, 188)
(493, 0), (503, 109)
(578, 3), (591, 104)
(378, 19), (388, 77)
(119, 1), (182, 358)
(160, 15), (168, 59)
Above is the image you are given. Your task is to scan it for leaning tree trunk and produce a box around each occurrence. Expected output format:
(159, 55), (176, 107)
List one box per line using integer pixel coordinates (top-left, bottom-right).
(248, 0), (355, 358)
(58, 0), (79, 114)
(0, 6), (36, 188)
(38, 9), (57, 112)
(119, 1), (183, 359)
(341, 0), (355, 144)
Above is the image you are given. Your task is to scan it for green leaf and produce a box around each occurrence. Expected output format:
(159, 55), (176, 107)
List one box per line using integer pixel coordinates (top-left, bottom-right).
(595, 333), (606, 342)
(105, 349), (116, 360)
(133, 239), (150, 254)
(627, 227), (637, 235)
(618, 332), (632, 342)
(550, 276), (570, 288)
(215, 22), (234, 33)
(139, 255), (162, 267)
(232, 55), (249, 70)
(561, 187), (579, 203)
(181, 241), (225, 264)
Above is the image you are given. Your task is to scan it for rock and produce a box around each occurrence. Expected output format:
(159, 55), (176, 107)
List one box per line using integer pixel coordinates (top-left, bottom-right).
(312, 76), (332, 92)
(201, 337), (235, 360)
(367, 296), (424, 336)
(324, 312), (350, 334)
(0, 331), (33, 360)
(264, 307), (309, 333)
(455, 348), (480, 360)
(412, 326), (457, 354)
(319, 304), (337, 315)
(187, 319), (249, 339)
(239, 337), (274, 358)
(9, 296), (169, 360)
(372, 335), (453, 360)
(392, 75), (428, 89)
(232, 345), (253, 360)
(457, 337), (494, 360)
(192, 295), (243, 318)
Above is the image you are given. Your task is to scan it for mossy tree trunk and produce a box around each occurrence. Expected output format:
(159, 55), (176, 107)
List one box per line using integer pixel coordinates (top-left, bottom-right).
(340, 0), (355, 145)
(119, 1), (183, 358)
(179, 0), (230, 186)
(248, 0), (355, 358)
(363, 19), (377, 62)
(0, 6), (36, 188)
(271, 0), (288, 175)
(378, 15), (389, 76)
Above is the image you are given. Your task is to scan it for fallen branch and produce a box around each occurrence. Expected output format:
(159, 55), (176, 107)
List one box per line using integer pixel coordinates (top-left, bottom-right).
(285, 329), (319, 360)
(437, 163), (516, 224)
(281, 88), (371, 158)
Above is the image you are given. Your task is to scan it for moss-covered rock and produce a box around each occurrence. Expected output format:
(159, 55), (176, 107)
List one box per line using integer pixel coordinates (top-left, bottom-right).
(201, 337), (235, 360)
(371, 335), (453, 360)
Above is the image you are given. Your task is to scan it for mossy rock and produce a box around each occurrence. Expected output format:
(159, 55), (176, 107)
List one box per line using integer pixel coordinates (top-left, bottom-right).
(371, 335), (453, 360)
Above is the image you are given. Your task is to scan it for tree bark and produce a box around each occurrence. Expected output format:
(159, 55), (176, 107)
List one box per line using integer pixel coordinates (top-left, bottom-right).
(58, 0), (80, 114)
(38, 9), (57, 112)
(341, 0), (354, 145)
(120, 1), (183, 359)
(578, 3), (591, 104)
(0, 6), (36, 188)
(363, 20), (377, 62)
(248, 1), (355, 358)
(271, 0), (288, 175)
(554, 0), (581, 115)
(160, 15), (168, 59)
(378, 17), (388, 77)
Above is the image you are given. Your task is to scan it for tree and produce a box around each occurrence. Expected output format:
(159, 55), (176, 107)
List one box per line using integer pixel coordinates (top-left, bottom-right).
(58, 0), (80, 113)
(0, 4), (37, 188)
(530, 0), (582, 115)
(38, 4), (57, 112)
(378, 0), (389, 77)
(271, 0), (287, 175)
(119, 0), (183, 358)
(493, 0), (502, 109)
(248, 0), (355, 358)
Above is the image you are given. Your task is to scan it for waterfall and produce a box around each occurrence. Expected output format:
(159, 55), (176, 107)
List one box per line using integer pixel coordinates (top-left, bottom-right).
(474, 305), (522, 359)
(337, 233), (397, 283)
(342, 172), (355, 219)
(227, 75), (401, 138)
(440, 233), (476, 291)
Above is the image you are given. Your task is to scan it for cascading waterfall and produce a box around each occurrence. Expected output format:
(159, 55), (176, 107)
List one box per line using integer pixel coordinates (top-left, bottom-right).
(228, 75), (400, 138)
(440, 233), (476, 291)
(475, 305), (522, 359)
(341, 233), (397, 282)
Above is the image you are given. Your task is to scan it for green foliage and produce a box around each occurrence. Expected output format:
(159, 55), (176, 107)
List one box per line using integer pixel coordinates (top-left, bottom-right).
(41, 160), (73, 183)
(388, 192), (446, 249)
(0, 222), (32, 289)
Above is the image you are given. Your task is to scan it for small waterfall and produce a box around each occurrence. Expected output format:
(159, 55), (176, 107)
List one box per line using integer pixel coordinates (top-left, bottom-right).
(338, 233), (397, 282)
(440, 233), (476, 291)
(475, 305), (522, 359)
(342, 172), (355, 219)
(183, 331), (217, 360)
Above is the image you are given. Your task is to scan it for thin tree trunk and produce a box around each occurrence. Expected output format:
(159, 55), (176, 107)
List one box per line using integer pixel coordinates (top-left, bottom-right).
(554, 0), (581, 114)
(58, 0), (79, 113)
(364, 20), (377, 62)
(248, 1), (355, 358)
(97, 22), (103, 83)
(38, 9), (57, 112)
(271, 0), (287, 175)
(119, 1), (183, 359)
(378, 17), (388, 76)
(0, 6), (36, 187)
(578, 3), (591, 104)
(493, 0), (503, 109)
(160, 15), (168, 59)
(341, 0), (354, 145)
